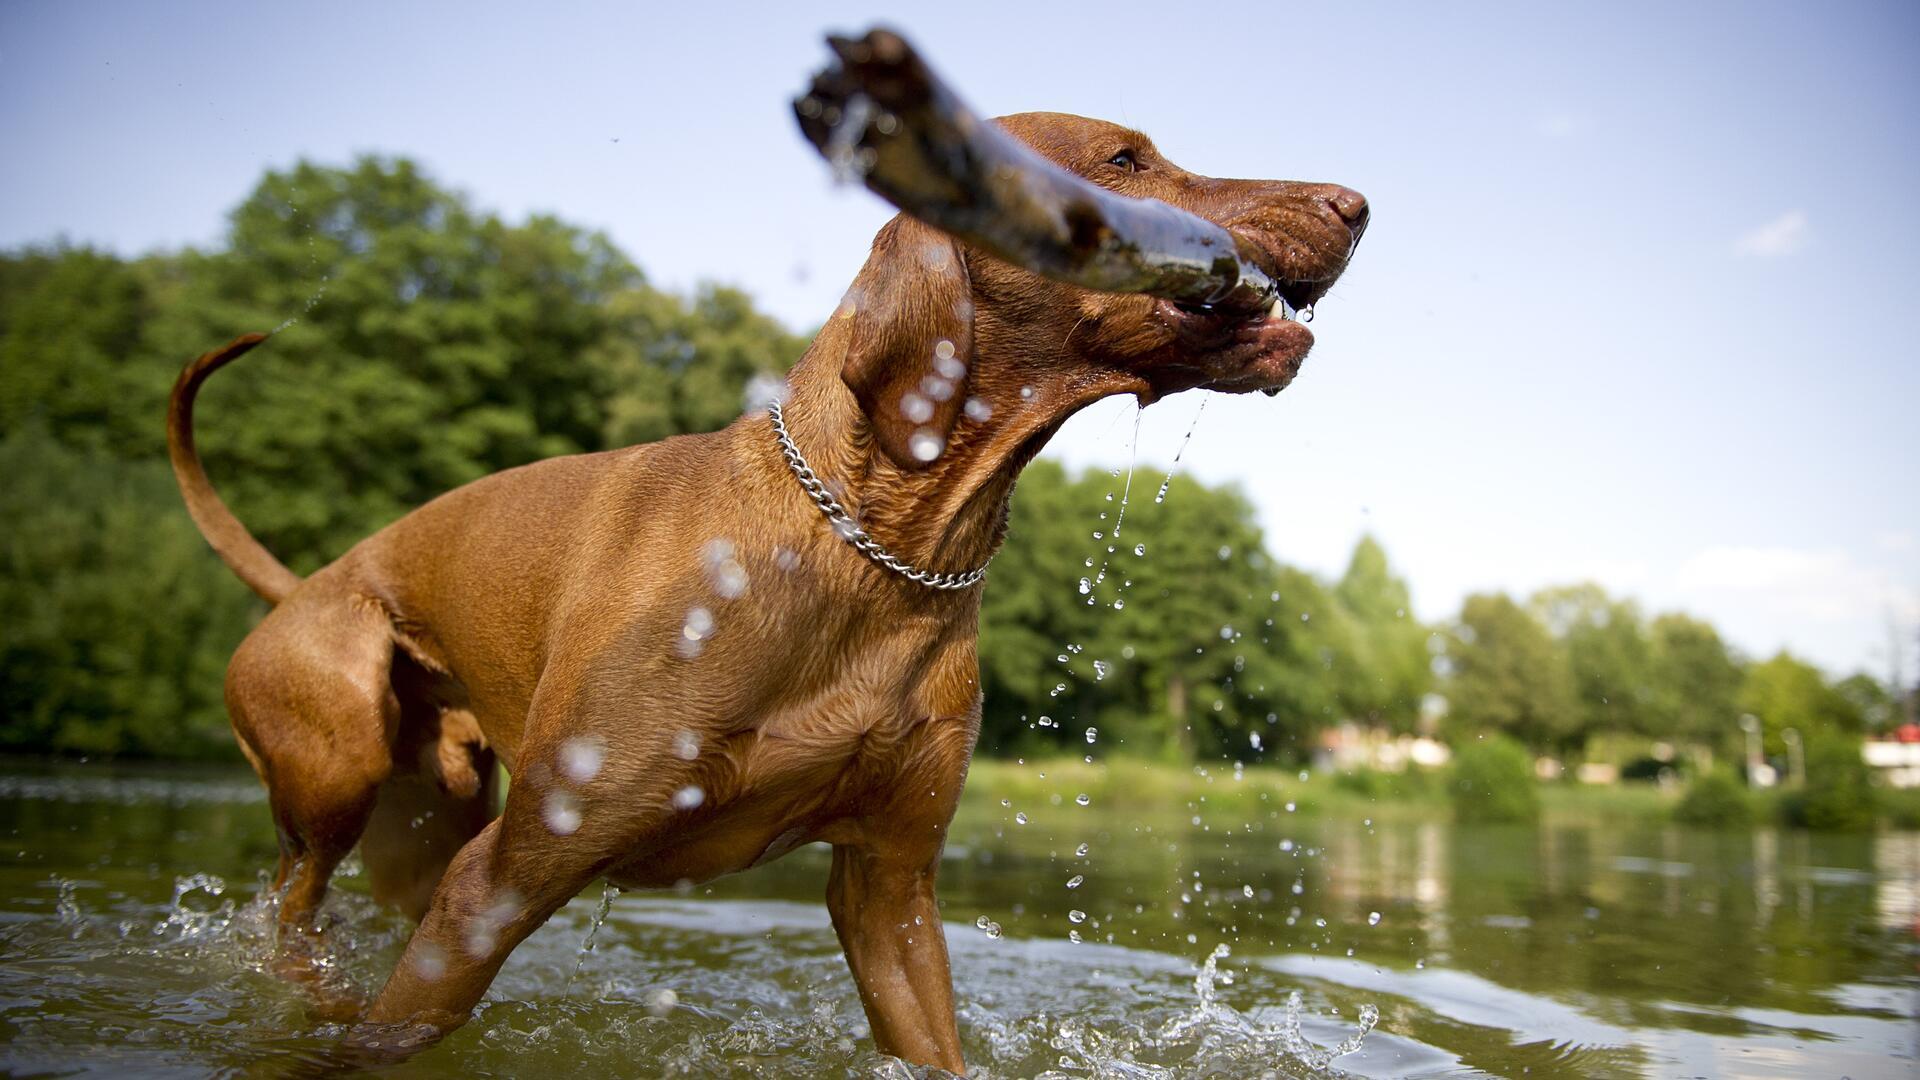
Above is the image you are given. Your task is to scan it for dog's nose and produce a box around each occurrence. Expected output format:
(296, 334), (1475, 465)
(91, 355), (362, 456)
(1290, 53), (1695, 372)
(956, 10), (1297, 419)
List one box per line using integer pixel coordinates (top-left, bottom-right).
(1323, 186), (1369, 243)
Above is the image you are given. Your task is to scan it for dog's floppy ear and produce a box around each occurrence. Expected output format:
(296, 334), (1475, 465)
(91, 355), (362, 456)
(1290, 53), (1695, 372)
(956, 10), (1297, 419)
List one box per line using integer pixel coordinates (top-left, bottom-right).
(841, 216), (974, 470)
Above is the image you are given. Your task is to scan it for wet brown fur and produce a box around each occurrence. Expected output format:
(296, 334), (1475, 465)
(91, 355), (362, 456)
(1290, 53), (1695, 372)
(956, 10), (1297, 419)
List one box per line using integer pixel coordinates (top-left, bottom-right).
(168, 113), (1364, 1072)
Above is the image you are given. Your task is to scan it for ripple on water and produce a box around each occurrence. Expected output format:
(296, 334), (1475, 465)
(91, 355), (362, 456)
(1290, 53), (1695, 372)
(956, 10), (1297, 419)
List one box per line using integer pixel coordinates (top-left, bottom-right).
(6, 883), (1398, 1079)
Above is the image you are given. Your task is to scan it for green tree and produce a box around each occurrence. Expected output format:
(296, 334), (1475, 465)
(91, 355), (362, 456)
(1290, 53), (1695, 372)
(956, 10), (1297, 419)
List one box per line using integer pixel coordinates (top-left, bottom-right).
(1739, 652), (1863, 756)
(0, 424), (258, 756)
(0, 157), (803, 758)
(977, 463), (1355, 763)
(1333, 535), (1431, 733)
(1444, 592), (1578, 754)
(596, 284), (808, 446)
(1648, 613), (1746, 757)
(1833, 673), (1894, 734)
(1529, 583), (1657, 751)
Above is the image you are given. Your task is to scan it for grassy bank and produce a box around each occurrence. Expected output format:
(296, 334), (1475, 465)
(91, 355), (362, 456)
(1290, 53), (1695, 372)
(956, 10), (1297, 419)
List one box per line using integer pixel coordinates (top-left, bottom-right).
(961, 756), (1920, 830)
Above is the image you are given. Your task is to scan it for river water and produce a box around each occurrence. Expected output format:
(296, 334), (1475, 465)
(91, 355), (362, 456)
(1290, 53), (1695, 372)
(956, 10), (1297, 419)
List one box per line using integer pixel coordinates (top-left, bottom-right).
(1, 760), (1914, 1077)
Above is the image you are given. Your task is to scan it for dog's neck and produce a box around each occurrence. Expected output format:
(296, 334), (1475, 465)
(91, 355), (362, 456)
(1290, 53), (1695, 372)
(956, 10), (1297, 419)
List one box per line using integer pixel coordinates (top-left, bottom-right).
(772, 315), (1118, 589)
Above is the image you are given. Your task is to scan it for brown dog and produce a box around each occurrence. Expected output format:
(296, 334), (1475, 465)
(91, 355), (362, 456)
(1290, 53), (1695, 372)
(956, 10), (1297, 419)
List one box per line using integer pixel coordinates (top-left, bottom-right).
(167, 112), (1364, 1072)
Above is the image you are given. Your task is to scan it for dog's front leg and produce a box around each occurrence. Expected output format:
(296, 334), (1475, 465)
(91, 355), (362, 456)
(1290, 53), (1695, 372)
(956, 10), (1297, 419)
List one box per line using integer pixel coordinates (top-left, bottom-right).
(343, 812), (599, 1053)
(828, 842), (967, 1074)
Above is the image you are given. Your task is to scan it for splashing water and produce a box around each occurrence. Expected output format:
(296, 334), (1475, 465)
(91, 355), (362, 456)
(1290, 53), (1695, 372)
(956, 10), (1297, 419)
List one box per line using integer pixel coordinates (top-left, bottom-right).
(566, 881), (624, 995)
(1154, 944), (1378, 1075)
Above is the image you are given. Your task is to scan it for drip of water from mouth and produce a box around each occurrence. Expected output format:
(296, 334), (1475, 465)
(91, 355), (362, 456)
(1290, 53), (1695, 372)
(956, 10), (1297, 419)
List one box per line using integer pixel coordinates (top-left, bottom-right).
(1153, 393), (1208, 504)
(566, 880), (624, 996)
(1087, 406), (1143, 596)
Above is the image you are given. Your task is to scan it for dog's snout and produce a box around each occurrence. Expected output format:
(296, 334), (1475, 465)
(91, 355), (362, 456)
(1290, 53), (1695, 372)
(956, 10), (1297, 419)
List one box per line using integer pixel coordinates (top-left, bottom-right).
(1323, 186), (1369, 243)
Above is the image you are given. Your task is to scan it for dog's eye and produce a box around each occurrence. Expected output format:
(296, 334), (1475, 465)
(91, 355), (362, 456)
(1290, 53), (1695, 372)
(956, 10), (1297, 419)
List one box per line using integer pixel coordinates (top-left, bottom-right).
(1106, 150), (1138, 173)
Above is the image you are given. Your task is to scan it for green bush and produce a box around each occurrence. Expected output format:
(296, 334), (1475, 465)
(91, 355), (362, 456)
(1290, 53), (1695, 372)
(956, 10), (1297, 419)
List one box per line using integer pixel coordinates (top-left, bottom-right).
(1878, 785), (1920, 830)
(1673, 768), (1752, 828)
(1780, 736), (1877, 831)
(1333, 766), (1444, 802)
(1448, 736), (1540, 824)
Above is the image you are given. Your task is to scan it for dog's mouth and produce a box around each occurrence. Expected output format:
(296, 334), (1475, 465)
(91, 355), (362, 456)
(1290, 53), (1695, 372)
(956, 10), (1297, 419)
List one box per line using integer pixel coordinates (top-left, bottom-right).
(1156, 284), (1319, 397)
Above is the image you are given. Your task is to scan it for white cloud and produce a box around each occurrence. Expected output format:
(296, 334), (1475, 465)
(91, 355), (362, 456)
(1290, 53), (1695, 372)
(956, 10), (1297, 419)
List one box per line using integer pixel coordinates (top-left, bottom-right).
(1674, 544), (1917, 623)
(1734, 210), (1810, 257)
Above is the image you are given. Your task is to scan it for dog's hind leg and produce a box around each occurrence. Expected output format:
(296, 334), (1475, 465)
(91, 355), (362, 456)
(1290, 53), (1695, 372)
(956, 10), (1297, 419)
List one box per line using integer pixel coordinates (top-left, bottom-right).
(226, 596), (399, 941)
(361, 698), (497, 921)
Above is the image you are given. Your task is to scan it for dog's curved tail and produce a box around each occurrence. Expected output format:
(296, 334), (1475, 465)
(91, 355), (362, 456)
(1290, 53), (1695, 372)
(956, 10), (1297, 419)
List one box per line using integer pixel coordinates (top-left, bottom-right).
(167, 333), (302, 605)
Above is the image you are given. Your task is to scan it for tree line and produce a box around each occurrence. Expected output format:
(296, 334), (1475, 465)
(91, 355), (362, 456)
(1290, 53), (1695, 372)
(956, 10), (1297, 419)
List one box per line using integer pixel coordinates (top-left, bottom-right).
(2, 156), (1910, 765)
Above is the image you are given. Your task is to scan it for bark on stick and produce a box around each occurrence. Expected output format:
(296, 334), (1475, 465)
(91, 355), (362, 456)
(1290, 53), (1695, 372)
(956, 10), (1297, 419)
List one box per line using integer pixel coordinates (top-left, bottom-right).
(794, 28), (1279, 313)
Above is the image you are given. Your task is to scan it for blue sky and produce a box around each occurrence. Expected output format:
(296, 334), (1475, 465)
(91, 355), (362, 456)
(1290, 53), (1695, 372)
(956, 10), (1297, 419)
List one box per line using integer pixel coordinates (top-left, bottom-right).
(3, 1), (1916, 679)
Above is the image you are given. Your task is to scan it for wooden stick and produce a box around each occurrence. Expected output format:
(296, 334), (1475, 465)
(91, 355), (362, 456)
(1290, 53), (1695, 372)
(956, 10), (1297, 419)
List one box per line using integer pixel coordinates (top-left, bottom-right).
(793, 28), (1279, 313)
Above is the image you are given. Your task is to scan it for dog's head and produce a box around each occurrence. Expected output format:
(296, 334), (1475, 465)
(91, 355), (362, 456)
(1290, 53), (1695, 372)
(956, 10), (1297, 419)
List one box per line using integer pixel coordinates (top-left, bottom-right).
(838, 111), (1366, 469)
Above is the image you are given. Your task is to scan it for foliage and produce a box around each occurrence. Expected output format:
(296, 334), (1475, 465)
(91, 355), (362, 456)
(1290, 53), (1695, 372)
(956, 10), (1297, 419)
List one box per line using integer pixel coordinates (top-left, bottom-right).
(1739, 652), (1863, 757)
(1443, 593), (1577, 754)
(0, 158), (801, 757)
(1779, 735), (1878, 831)
(1529, 584), (1657, 752)
(0, 425), (258, 757)
(1333, 536), (1433, 734)
(1673, 768), (1753, 828)
(1448, 735), (1541, 824)
(1648, 613), (1745, 755)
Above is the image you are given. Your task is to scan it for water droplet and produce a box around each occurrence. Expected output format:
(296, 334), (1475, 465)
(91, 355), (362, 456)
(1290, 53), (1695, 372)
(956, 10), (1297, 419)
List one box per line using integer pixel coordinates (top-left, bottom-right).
(543, 790), (582, 836)
(1085, 727), (1098, 744)
(909, 428), (944, 461)
(412, 940), (448, 980)
(672, 785), (705, 810)
(1299, 304), (1315, 323)
(1068, 909), (1087, 924)
(1250, 732), (1264, 751)
(701, 538), (749, 598)
(899, 392), (933, 423)
(1068, 929), (1083, 943)
(647, 987), (679, 1016)
(1075, 793), (1091, 806)
(1368, 911), (1382, 926)
(1092, 660), (1110, 681)
(975, 915), (1003, 939)
(1014, 812), (1028, 825)
(1075, 843), (1090, 857)
(1066, 874), (1084, 889)
(1285, 801), (1297, 812)
(1219, 625), (1234, 640)
(1019, 385), (1035, 400)
(672, 730), (700, 760)
(963, 396), (992, 422)
(1243, 884), (1255, 898)
(1078, 577), (1092, 595)
(920, 374), (955, 401)
(559, 736), (605, 783)
(1133, 543), (1146, 556)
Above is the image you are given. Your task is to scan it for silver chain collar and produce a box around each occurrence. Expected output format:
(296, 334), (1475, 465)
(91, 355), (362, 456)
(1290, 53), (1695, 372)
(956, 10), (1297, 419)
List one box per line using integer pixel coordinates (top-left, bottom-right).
(768, 400), (988, 591)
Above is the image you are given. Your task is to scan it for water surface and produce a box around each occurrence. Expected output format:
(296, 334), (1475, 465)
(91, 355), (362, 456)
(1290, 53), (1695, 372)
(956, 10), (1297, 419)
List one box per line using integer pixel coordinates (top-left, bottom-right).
(2, 760), (1914, 1077)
